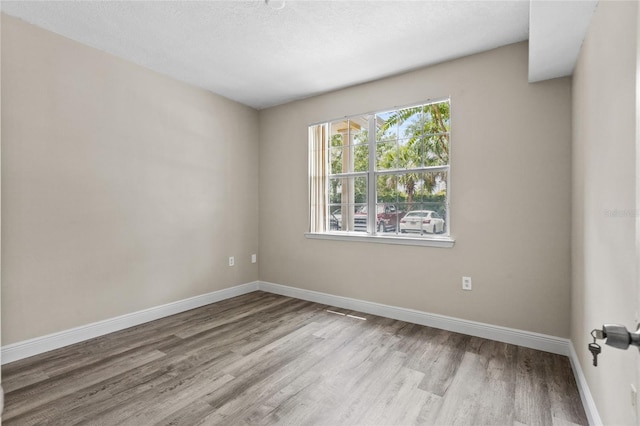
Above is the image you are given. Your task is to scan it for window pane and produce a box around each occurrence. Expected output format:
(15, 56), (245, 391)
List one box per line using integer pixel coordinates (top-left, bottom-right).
(328, 204), (353, 232)
(353, 204), (368, 232)
(350, 115), (369, 145)
(329, 178), (342, 204)
(329, 147), (343, 175)
(353, 176), (367, 204)
(353, 144), (369, 172)
(377, 174), (399, 204)
(327, 177), (367, 232)
(378, 173), (437, 205)
(423, 133), (449, 167)
(329, 176), (367, 204)
(376, 110), (397, 142)
(329, 120), (349, 148)
(374, 203), (401, 234)
(397, 106), (423, 139)
(399, 203), (447, 236)
(376, 141), (397, 171)
(376, 103), (451, 170)
(397, 138), (421, 169)
(330, 117), (370, 175)
(395, 173), (421, 204)
(329, 145), (367, 175)
(327, 204), (370, 233)
(424, 101), (450, 134)
(416, 170), (448, 202)
(328, 205), (343, 231)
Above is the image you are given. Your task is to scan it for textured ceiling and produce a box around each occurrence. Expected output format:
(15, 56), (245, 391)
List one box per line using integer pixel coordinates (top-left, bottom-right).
(1, 1), (585, 109)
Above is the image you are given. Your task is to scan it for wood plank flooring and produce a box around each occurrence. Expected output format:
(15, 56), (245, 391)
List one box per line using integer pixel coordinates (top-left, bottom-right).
(1, 291), (588, 425)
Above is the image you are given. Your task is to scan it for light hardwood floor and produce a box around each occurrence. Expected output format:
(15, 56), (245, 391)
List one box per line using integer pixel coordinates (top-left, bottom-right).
(2, 291), (587, 425)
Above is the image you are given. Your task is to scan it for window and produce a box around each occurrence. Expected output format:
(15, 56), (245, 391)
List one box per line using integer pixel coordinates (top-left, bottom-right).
(309, 98), (451, 243)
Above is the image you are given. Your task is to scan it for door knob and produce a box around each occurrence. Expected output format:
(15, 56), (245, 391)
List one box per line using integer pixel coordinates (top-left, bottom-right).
(588, 324), (640, 367)
(601, 324), (640, 350)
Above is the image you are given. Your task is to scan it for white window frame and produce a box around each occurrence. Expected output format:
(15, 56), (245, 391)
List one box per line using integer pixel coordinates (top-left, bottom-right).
(306, 98), (455, 248)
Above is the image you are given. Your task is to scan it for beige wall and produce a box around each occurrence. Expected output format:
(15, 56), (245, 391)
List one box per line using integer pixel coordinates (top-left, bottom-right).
(1, 15), (260, 345)
(259, 42), (573, 337)
(4, 3), (639, 421)
(571, 1), (639, 424)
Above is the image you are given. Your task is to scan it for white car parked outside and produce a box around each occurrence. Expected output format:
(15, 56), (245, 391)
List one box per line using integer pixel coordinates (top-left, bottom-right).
(399, 210), (445, 234)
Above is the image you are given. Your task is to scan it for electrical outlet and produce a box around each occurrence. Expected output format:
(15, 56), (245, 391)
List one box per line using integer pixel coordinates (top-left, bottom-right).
(631, 384), (637, 408)
(228, 256), (235, 267)
(251, 254), (257, 264)
(462, 276), (472, 291)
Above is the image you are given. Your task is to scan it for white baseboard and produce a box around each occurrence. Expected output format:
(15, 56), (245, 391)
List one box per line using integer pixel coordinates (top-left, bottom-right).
(3, 279), (597, 422)
(568, 341), (603, 426)
(258, 282), (601, 420)
(2, 279), (571, 359)
(1, 281), (259, 365)
(257, 281), (571, 356)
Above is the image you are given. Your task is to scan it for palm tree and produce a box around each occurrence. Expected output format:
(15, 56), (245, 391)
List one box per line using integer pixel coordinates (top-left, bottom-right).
(378, 101), (450, 204)
(378, 142), (421, 203)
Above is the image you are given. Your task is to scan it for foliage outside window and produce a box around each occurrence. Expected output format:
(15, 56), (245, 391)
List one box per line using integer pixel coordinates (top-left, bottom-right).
(309, 99), (450, 239)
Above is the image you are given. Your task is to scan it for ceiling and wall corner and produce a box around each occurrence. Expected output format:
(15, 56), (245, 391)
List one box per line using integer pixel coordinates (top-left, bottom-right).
(529, 0), (598, 83)
(1, 0), (595, 109)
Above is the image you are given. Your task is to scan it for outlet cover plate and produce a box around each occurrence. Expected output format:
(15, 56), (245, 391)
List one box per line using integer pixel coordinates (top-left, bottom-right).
(462, 276), (472, 290)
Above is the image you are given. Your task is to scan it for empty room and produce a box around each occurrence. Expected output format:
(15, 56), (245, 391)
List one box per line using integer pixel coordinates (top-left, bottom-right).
(1, 0), (638, 424)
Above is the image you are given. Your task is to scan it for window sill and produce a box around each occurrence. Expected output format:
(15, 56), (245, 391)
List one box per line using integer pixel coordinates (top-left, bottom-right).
(304, 232), (455, 248)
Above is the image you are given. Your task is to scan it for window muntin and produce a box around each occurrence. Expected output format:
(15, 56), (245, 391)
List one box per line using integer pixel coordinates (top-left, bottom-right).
(309, 99), (450, 239)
